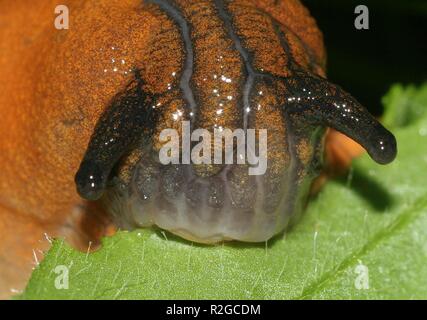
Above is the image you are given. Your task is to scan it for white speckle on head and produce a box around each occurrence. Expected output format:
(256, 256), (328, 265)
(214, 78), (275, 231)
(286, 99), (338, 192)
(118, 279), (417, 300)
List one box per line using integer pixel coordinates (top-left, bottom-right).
(221, 75), (232, 83)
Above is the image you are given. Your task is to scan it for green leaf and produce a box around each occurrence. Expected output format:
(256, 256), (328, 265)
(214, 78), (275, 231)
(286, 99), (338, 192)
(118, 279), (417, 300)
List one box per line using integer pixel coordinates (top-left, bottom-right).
(19, 83), (427, 300)
(382, 84), (427, 128)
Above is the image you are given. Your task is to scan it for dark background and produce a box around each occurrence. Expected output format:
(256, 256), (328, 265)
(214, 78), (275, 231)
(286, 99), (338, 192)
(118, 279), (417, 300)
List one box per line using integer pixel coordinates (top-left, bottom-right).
(303, 0), (427, 115)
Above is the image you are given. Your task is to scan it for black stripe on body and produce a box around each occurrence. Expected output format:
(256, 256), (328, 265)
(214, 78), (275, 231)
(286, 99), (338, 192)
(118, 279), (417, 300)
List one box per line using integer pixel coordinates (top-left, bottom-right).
(214, 0), (257, 131)
(146, 0), (198, 118)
